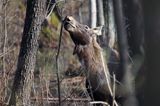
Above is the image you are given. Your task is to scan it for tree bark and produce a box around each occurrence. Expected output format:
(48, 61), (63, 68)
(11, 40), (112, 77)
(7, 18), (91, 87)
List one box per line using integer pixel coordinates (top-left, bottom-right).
(96, 0), (107, 47)
(9, 0), (46, 105)
(103, 0), (109, 34)
(97, 0), (104, 26)
(103, 0), (116, 48)
(89, 0), (97, 28)
(121, 1), (144, 105)
(123, 0), (144, 57)
(142, 0), (160, 106)
(113, 0), (128, 83)
(107, 0), (116, 48)
(113, 0), (137, 105)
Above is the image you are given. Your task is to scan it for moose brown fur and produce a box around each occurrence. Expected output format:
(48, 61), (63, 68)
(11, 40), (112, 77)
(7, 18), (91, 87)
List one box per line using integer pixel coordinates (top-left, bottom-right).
(64, 16), (126, 105)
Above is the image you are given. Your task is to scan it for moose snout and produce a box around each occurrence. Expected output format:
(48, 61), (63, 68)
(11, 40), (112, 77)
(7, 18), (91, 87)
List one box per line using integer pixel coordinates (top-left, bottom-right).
(65, 16), (74, 22)
(64, 16), (76, 30)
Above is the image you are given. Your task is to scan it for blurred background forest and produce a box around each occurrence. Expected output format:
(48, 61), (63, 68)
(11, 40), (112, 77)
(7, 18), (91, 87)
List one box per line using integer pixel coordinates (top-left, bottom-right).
(0, 0), (160, 106)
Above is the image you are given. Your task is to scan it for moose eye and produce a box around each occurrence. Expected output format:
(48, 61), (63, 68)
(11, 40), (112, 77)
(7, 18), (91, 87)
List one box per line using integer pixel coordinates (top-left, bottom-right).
(85, 25), (89, 29)
(66, 18), (70, 22)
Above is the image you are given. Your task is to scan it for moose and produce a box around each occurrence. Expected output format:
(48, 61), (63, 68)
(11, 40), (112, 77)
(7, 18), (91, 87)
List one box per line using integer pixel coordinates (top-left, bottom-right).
(64, 16), (127, 105)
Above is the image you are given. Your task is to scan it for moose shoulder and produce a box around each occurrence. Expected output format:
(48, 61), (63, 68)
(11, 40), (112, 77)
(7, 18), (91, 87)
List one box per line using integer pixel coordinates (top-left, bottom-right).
(64, 16), (127, 105)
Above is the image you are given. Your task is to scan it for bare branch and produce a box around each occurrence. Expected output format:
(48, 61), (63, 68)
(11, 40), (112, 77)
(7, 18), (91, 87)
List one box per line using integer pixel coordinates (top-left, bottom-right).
(90, 101), (110, 106)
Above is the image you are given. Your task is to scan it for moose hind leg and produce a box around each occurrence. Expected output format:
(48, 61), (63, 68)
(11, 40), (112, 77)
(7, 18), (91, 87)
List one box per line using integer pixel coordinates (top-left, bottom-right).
(86, 80), (111, 106)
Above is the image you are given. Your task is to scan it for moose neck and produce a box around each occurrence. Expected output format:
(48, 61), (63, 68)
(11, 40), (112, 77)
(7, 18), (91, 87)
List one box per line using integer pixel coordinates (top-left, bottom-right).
(74, 36), (111, 90)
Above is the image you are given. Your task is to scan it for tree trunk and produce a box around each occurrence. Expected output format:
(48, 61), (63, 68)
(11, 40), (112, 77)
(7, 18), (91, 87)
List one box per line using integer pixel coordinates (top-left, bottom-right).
(122, 1), (144, 105)
(103, 0), (109, 36)
(107, 0), (116, 48)
(142, 0), (160, 106)
(113, 0), (137, 105)
(89, 0), (97, 28)
(113, 0), (128, 83)
(9, 0), (46, 105)
(96, 0), (107, 47)
(103, 0), (116, 48)
(123, 0), (144, 57)
(97, 0), (104, 26)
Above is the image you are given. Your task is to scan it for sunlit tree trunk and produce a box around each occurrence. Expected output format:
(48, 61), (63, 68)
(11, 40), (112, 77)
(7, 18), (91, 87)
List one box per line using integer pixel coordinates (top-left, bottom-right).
(103, 0), (116, 48)
(89, 0), (97, 28)
(96, 0), (107, 47)
(107, 0), (116, 48)
(97, 0), (104, 26)
(9, 0), (46, 105)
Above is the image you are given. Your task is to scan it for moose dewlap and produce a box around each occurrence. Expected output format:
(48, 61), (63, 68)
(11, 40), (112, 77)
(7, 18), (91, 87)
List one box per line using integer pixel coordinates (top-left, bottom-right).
(64, 16), (126, 105)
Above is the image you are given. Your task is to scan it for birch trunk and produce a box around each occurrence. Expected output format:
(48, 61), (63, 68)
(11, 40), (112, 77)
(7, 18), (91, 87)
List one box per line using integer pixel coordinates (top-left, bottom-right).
(89, 0), (97, 28)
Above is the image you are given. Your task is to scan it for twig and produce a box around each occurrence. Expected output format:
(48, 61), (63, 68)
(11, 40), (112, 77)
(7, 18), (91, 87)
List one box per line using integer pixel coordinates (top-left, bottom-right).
(46, 0), (66, 19)
(61, 77), (86, 103)
(55, 20), (64, 106)
(0, 48), (14, 58)
(87, 79), (95, 101)
(90, 101), (110, 106)
(54, 1), (67, 105)
(39, 71), (44, 105)
(2, 0), (9, 101)
(46, 0), (56, 19)
(100, 51), (120, 106)
(112, 73), (116, 106)
(44, 77), (50, 104)
(114, 101), (119, 106)
(112, 74), (115, 106)
(31, 97), (91, 102)
(100, 51), (113, 96)
(56, 0), (66, 20)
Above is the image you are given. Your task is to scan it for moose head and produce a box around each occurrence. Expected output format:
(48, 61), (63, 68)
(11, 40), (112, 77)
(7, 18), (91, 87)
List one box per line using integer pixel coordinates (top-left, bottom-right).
(64, 16), (102, 44)
(64, 16), (103, 55)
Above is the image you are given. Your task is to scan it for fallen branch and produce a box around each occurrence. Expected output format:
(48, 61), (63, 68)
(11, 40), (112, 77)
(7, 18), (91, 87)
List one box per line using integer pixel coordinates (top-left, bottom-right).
(90, 101), (110, 106)
(31, 97), (91, 102)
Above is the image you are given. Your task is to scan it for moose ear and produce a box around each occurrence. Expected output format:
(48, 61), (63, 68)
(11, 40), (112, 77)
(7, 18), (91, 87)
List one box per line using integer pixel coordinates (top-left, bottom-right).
(92, 26), (104, 36)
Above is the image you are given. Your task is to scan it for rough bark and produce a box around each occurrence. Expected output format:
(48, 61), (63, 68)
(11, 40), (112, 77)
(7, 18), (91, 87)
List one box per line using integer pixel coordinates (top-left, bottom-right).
(142, 0), (160, 106)
(9, 0), (46, 105)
